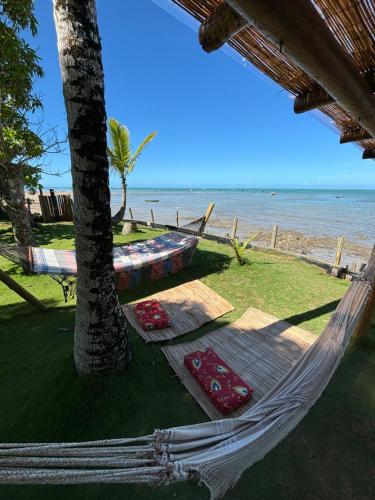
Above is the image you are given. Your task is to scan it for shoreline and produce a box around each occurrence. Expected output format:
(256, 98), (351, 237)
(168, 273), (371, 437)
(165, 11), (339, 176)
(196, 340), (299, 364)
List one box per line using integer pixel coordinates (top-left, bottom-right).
(25, 190), (373, 269)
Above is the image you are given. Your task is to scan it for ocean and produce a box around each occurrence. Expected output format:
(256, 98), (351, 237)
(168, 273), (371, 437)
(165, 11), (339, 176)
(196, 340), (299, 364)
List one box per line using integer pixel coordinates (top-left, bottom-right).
(109, 188), (375, 245)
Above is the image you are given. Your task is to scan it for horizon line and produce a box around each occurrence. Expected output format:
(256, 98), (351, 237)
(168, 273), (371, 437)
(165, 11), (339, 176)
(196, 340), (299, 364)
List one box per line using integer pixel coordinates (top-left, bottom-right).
(39, 186), (375, 191)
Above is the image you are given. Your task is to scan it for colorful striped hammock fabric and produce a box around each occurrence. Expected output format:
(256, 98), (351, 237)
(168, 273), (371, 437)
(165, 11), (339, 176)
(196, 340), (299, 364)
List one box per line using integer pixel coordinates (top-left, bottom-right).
(30, 232), (198, 276)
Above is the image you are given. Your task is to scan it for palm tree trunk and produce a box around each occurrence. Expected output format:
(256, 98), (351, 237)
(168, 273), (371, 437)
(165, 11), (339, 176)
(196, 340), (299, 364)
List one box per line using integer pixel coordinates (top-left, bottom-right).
(53, 0), (131, 375)
(120, 173), (127, 216)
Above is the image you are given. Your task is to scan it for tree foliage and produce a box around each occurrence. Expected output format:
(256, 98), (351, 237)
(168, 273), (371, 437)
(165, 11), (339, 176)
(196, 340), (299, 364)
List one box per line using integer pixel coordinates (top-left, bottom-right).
(107, 118), (157, 178)
(0, 0), (44, 189)
(230, 233), (261, 265)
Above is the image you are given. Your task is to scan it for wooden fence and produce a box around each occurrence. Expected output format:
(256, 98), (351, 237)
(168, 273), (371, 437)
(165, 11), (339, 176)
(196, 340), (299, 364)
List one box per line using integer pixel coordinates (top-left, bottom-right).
(38, 189), (73, 222)
(125, 208), (373, 275)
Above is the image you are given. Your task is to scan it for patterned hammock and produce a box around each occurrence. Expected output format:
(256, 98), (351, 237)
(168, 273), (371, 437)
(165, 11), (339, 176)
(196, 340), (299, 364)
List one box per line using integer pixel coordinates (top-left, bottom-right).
(0, 232), (198, 299)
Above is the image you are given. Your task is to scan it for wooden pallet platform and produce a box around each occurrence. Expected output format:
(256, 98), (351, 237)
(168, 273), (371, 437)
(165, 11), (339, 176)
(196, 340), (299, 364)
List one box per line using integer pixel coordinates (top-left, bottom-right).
(162, 307), (317, 420)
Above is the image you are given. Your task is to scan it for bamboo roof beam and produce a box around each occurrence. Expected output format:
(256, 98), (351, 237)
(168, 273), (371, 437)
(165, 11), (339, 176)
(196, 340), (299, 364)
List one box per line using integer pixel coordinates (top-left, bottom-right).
(199, 3), (247, 53)
(294, 73), (374, 115)
(340, 128), (372, 144)
(225, 0), (375, 138)
(199, 3), (374, 119)
(362, 149), (375, 160)
(294, 87), (334, 114)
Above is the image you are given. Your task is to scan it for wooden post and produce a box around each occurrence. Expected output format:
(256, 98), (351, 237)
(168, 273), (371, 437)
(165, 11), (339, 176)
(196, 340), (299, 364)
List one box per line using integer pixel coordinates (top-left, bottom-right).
(26, 198), (32, 216)
(129, 207), (134, 219)
(354, 245), (375, 338)
(231, 218), (238, 240)
(204, 203), (215, 224)
(271, 224), (278, 248)
(176, 210), (179, 227)
(49, 189), (60, 221)
(150, 209), (155, 226)
(0, 268), (47, 311)
(196, 202), (215, 235)
(335, 237), (344, 266)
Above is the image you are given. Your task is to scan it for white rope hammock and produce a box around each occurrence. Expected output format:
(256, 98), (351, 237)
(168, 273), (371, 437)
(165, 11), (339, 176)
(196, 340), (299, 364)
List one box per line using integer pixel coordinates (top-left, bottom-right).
(1, 249), (374, 499)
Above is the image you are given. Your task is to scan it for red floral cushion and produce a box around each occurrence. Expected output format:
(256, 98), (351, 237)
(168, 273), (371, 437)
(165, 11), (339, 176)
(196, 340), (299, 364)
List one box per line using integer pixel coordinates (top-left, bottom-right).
(184, 347), (253, 414)
(133, 300), (171, 331)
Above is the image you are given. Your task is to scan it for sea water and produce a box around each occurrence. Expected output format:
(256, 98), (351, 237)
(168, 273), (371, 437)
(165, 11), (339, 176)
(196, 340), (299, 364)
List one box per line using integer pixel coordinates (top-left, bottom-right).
(110, 188), (375, 244)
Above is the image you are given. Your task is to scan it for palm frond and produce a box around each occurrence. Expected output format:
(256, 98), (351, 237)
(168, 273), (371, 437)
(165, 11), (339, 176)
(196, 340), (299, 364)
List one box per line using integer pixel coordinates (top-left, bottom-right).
(107, 118), (131, 174)
(128, 131), (157, 173)
(229, 233), (261, 265)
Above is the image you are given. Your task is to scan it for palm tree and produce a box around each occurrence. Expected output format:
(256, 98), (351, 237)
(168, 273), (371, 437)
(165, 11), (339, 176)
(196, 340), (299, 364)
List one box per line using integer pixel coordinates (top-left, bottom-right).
(53, 0), (131, 375)
(107, 118), (156, 222)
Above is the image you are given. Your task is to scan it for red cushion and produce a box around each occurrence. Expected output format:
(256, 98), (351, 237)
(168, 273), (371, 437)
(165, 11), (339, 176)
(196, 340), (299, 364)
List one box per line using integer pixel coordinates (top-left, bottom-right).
(184, 347), (253, 414)
(133, 300), (171, 331)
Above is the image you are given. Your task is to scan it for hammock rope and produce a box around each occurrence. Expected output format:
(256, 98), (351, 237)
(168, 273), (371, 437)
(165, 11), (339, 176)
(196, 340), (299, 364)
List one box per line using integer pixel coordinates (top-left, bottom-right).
(0, 249), (373, 498)
(111, 206), (125, 226)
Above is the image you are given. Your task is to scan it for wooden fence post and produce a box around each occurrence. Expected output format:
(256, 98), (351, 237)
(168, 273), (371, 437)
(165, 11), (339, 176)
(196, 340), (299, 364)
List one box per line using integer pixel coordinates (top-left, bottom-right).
(231, 218), (238, 240)
(335, 237), (344, 266)
(176, 210), (179, 227)
(49, 189), (60, 221)
(271, 224), (278, 248)
(150, 209), (155, 226)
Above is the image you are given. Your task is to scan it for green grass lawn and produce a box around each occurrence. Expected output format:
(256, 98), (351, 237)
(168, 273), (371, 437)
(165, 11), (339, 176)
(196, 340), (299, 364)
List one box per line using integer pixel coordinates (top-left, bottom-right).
(0, 222), (374, 500)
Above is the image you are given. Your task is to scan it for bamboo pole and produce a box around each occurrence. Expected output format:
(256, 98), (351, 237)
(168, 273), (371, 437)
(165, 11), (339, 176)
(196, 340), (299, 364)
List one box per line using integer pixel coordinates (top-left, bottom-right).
(204, 203), (215, 224)
(271, 224), (278, 248)
(340, 128), (372, 144)
(363, 148), (375, 159)
(199, 2), (247, 52)
(0, 269), (47, 311)
(150, 209), (155, 226)
(226, 0), (375, 139)
(294, 87), (334, 113)
(335, 237), (344, 266)
(129, 207), (134, 219)
(231, 218), (238, 239)
(176, 210), (179, 227)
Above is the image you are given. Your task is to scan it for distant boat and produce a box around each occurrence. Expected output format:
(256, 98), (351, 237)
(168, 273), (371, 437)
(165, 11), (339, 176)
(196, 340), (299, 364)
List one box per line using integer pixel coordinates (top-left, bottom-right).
(145, 199), (159, 203)
(336, 195), (342, 198)
(271, 192), (277, 196)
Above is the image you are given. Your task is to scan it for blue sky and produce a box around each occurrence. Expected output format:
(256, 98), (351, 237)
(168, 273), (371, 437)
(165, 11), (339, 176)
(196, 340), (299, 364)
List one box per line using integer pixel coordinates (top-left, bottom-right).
(27, 0), (375, 189)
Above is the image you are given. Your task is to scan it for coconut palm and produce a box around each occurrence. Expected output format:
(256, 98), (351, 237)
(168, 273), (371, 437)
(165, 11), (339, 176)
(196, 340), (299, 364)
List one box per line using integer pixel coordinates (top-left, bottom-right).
(107, 118), (157, 223)
(53, 0), (131, 375)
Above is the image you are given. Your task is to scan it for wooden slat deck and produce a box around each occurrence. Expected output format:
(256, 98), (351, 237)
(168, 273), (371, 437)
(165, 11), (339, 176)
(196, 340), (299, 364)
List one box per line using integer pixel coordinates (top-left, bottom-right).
(122, 280), (235, 343)
(162, 307), (317, 420)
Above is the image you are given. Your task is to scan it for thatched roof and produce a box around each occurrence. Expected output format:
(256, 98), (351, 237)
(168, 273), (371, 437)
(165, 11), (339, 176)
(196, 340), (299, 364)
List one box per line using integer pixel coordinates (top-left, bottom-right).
(172, 0), (375, 156)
